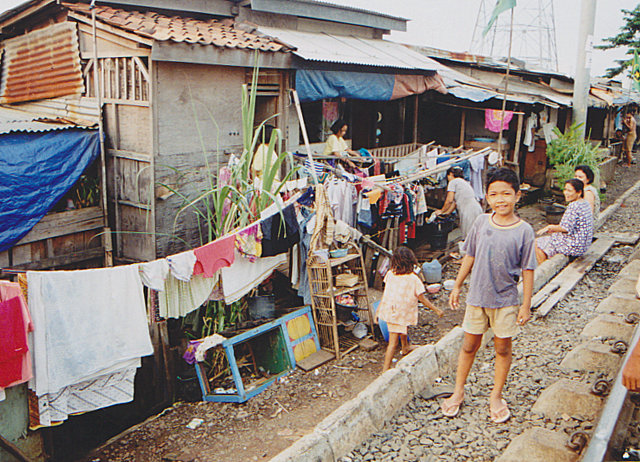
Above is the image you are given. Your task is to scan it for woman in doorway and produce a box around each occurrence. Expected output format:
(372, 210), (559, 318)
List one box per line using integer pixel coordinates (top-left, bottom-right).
(535, 178), (594, 264)
(434, 166), (483, 258)
(574, 165), (600, 221)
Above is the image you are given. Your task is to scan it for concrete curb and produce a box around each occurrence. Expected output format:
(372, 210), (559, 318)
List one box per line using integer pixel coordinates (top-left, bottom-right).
(270, 181), (640, 462)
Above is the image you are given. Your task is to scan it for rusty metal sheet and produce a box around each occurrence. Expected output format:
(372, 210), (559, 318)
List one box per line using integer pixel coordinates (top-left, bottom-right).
(1, 22), (84, 104)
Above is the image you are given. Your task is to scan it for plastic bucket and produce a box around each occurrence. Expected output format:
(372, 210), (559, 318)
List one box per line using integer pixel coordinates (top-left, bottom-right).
(372, 300), (389, 342)
(248, 295), (275, 320)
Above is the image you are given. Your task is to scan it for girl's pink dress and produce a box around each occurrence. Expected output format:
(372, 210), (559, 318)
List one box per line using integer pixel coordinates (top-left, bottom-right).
(377, 271), (425, 334)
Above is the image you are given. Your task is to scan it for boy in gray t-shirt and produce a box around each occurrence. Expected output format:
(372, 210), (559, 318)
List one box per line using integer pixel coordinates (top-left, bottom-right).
(441, 168), (536, 424)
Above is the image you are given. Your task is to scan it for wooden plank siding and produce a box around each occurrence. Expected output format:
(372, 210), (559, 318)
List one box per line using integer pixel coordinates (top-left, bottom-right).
(0, 207), (105, 271)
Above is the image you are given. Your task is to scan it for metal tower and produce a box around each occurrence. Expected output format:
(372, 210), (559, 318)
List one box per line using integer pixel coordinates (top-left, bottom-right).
(469, 0), (559, 72)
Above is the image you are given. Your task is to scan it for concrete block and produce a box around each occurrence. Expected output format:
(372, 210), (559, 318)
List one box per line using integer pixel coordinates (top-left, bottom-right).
(496, 427), (578, 462)
(530, 378), (603, 420)
(315, 397), (377, 460)
(580, 313), (635, 342)
(618, 259), (640, 279)
(559, 341), (622, 375)
(595, 294), (640, 315)
(434, 327), (464, 377)
(609, 277), (637, 296)
(269, 432), (334, 462)
(396, 345), (439, 396)
(532, 255), (569, 294)
(356, 368), (412, 429)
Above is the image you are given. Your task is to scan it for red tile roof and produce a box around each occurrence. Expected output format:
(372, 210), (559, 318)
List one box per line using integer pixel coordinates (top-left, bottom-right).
(63, 3), (287, 52)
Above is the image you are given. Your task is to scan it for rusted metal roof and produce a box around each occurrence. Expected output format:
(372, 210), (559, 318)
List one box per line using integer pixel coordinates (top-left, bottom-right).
(1, 22), (84, 104)
(63, 3), (287, 52)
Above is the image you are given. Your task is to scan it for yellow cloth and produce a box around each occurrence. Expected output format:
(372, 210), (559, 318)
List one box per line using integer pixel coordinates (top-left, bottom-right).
(251, 143), (280, 180)
(366, 189), (382, 205)
(323, 134), (349, 156)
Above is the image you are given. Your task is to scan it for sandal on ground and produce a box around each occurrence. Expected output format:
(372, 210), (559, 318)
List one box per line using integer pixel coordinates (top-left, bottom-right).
(441, 397), (463, 417)
(490, 399), (511, 423)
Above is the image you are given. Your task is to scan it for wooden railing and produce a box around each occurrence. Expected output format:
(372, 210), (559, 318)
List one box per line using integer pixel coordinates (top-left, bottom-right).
(366, 142), (424, 160)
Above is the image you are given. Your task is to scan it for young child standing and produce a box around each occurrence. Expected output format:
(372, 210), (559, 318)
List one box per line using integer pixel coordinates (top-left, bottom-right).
(441, 168), (536, 423)
(377, 246), (444, 372)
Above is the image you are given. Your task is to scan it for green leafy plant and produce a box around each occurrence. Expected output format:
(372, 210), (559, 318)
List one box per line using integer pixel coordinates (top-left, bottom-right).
(546, 122), (606, 187)
(73, 174), (100, 208)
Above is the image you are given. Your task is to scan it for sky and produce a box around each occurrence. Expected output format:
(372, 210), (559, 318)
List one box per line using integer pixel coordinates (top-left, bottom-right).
(0, 0), (636, 83)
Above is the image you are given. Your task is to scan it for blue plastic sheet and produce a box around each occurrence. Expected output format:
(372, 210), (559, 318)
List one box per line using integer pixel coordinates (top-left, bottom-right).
(296, 69), (394, 102)
(0, 129), (100, 252)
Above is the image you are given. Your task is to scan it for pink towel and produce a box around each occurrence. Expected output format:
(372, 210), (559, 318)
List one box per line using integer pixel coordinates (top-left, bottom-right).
(0, 297), (30, 388)
(193, 235), (236, 277)
(485, 109), (514, 133)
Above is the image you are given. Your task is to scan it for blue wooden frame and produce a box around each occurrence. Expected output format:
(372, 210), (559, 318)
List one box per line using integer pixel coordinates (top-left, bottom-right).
(195, 306), (319, 403)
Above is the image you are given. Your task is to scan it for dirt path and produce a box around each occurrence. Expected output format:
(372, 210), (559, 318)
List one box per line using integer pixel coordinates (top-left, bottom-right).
(83, 158), (640, 462)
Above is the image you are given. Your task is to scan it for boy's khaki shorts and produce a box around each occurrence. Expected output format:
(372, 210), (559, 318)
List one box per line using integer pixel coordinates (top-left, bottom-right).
(462, 305), (518, 338)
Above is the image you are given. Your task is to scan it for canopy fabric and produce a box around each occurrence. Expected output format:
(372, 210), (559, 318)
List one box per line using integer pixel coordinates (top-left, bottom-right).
(0, 129), (100, 252)
(296, 69), (446, 102)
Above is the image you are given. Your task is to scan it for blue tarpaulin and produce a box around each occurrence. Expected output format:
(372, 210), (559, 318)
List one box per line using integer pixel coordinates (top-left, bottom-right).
(296, 69), (395, 102)
(0, 129), (100, 252)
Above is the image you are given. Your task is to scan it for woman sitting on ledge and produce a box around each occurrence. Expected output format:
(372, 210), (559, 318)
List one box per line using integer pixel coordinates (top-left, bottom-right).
(535, 178), (594, 264)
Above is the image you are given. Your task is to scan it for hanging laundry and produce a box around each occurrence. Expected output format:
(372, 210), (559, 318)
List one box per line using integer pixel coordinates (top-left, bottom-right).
(297, 208), (315, 305)
(415, 185), (428, 215)
(235, 223), (262, 262)
(139, 259), (170, 291)
(310, 184), (335, 251)
(326, 178), (358, 227)
(469, 154), (486, 202)
(523, 114), (538, 152)
(36, 359), (139, 426)
(158, 273), (216, 319)
(167, 250), (197, 282)
(221, 250), (287, 304)
(0, 297), (30, 388)
(485, 109), (514, 132)
(193, 234), (236, 277)
(357, 194), (374, 229)
(0, 281), (33, 390)
(194, 334), (227, 362)
(261, 204), (300, 257)
(27, 266), (153, 397)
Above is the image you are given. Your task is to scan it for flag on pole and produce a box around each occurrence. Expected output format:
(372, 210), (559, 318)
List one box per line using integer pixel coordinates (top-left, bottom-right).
(483, 0), (517, 36)
(632, 49), (640, 92)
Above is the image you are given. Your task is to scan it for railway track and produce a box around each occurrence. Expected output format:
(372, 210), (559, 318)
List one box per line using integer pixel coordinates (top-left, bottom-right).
(335, 186), (640, 462)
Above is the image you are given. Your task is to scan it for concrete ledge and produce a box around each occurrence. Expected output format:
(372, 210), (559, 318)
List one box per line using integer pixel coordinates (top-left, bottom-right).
(269, 431), (334, 462)
(315, 398), (377, 458)
(396, 345), (439, 396)
(356, 368), (412, 429)
(434, 327), (465, 378)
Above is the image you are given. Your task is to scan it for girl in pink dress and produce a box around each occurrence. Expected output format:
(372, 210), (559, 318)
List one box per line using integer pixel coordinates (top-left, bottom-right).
(377, 247), (444, 372)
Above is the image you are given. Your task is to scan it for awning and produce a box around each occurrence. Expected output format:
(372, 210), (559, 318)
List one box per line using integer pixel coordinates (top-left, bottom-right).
(258, 26), (446, 72)
(0, 104), (96, 134)
(296, 69), (446, 102)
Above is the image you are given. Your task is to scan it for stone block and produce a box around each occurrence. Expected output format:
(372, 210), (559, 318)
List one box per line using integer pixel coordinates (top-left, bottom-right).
(269, 432), (334, 462)
(434, 327), (464, 377)
(595, 294), (640, 315)
(559, 341), (622, 375)
(618, 259), (640, 279)
(315, 397), (377, 460)
(530, 378), (603, 420)
(609, 277), (637, 296)
(580, 313), (634, 342)
(357, 368), (412, 429)
(496, 427), (578, 462)
(396, 345), (439, 396)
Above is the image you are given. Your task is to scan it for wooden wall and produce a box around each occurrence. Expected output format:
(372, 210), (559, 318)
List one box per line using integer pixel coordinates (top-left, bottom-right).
(153, 62), (246, 256)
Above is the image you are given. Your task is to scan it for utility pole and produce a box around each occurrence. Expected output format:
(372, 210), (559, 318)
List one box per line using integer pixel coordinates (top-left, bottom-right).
(572, 0), (597, 137)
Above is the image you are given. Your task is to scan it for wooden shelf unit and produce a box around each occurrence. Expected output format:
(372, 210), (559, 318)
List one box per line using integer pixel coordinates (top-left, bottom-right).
(307, 242), (375, 360)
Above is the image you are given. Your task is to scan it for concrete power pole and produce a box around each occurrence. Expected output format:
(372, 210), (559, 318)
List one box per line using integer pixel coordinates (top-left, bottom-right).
(572, 0), (597, 137)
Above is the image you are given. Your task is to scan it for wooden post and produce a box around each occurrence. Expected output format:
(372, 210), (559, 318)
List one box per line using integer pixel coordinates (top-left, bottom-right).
(413, 94), (419, 144)
(513, 112), (524, 165)
(459, 110), (466, 147)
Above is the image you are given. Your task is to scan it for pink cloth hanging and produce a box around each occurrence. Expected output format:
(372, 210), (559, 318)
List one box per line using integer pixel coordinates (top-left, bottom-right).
(485, 109), (514, 132)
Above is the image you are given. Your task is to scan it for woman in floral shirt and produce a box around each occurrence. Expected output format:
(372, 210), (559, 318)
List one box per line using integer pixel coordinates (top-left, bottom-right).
(535, 178), (594, 264)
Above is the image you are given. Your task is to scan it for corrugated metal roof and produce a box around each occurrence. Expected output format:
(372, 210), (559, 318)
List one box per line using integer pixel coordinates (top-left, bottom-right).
(257, 27), (444, 71)
(10, 96), (100, 126)
(1, 22), (84, 104)
(64, 3), (287, 51)
(0, 105), (93, 134)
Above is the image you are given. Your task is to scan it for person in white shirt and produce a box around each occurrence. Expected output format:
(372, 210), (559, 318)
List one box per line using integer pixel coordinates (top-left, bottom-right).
(323, 119), (361, 169)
